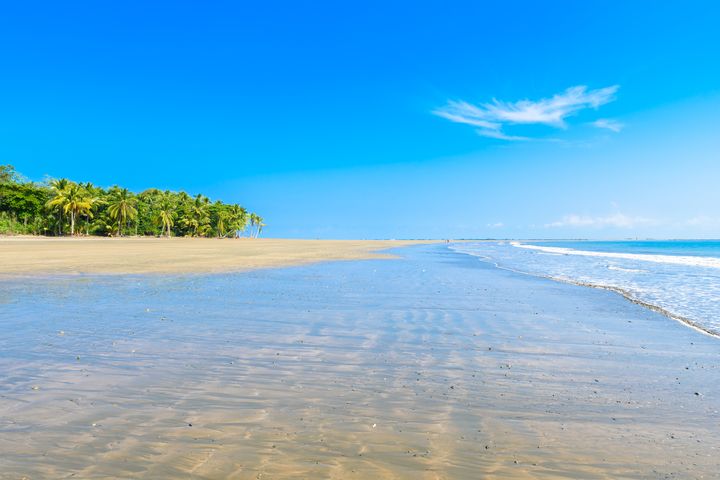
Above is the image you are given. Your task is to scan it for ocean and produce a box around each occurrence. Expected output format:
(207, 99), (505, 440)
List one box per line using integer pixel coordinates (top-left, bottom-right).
(451, 240), (720, 336)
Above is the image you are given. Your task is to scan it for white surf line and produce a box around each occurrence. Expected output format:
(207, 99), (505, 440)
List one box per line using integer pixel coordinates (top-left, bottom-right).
(447, 243), (720, 339)
(511, 242), (720, 269)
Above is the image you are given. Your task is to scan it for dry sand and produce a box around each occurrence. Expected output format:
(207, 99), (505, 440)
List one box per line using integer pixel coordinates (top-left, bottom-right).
(0, 236), (432, 275)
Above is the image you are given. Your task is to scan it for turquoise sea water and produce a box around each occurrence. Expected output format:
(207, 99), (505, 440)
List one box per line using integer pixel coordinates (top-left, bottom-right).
(534, 240), (720, 257)
(451, 240), (720, 336)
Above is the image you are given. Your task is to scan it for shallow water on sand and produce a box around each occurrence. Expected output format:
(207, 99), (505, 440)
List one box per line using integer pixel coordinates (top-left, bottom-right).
(1, 245), (719, 478)
(452, 240), (720, 335)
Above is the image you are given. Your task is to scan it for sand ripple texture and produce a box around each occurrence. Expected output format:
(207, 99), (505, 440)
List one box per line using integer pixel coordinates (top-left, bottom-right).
(1, 244), (719, 479)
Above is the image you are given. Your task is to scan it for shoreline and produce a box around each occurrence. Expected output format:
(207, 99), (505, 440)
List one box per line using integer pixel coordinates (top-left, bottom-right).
(450, 245), (720, 340)
(567, 279), (720, 339)
(0, 237), (436, 276)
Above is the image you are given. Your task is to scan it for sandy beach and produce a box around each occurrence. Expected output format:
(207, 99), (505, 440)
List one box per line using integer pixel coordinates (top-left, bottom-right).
(0, 237), (431, 275)
(4, 1), (717, 477)
(1, 243), (718, 478)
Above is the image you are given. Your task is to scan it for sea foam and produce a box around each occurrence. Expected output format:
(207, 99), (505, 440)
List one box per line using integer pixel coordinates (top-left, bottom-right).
(510, 242), (720, 269)
(453, 241), (720, 337)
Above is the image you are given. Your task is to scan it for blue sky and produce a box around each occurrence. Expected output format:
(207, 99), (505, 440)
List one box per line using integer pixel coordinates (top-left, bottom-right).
(2, 1), (719, 238)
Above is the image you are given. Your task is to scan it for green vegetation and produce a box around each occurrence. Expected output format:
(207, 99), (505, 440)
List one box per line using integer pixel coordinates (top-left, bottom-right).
(0, 164), (263, 237)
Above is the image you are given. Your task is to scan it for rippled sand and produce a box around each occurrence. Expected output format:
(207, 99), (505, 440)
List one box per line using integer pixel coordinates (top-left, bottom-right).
(1, 245), (718, 478)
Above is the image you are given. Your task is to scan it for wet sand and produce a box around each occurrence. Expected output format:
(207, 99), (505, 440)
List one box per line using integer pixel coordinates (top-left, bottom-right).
(0, 237), (430, 275)
(0, 244), (719, 478)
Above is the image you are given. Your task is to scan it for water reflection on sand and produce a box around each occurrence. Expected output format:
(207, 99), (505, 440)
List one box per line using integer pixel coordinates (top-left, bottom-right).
(1, 245), (719, 478)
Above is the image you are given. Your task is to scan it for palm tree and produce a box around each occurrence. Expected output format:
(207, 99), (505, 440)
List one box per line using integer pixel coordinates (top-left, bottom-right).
(0, 164), (266, 238)
(47, 178), (70, 235)
(174, 191), (192, 236)
(137, 188), (162, 236)
(255, 215), (265, 237)
(46, 186), (67, 234)
(248, 213), (256, 237)
(215, 208), (228, 238)
(81, 182), (103, 235)
(181, 194), (210, 237)
(46, 182), (92, 235)
(227, 204), (248, 238)
(249, 213), (265, 238)
(64, 183), (92, 236)
(155, 191), (175, 238)
(107, 188), (138, 236)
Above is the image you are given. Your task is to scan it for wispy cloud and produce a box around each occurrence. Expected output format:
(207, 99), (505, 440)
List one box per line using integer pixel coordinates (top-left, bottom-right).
(592, 118), (624, 132)
(545, 213), (653, 229)
(684, 216), (720, 227)
(434, 85), (619, 140)
(487, 222), (504, 228)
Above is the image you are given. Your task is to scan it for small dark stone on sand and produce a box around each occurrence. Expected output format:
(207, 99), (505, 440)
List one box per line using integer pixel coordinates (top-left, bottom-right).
(188, 423), (192, 427)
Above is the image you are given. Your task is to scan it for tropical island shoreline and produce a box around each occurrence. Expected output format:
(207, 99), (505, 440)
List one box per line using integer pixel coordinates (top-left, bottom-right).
(0, 236), (436, 276)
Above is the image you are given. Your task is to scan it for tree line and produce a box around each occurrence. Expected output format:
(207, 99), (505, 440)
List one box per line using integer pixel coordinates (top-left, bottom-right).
(0, 164), (265, 238)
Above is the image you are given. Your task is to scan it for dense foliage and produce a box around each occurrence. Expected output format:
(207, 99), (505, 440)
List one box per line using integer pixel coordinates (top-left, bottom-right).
(0, 164), (264, 237)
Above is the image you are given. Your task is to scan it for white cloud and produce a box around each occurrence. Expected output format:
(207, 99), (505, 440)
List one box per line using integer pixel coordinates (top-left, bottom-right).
(684, 216), (720, 227)
(592, 118), (624, 132)
(487, 222), (504, 228)
(545, 213), (653, 229)
(434, 85), (619, 140)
